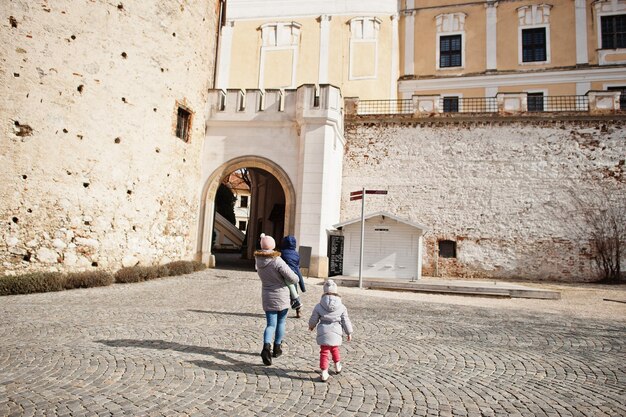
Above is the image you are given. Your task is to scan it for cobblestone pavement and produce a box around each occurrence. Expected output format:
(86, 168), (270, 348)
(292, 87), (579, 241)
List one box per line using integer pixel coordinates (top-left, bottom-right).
(0, 268), (625, 417)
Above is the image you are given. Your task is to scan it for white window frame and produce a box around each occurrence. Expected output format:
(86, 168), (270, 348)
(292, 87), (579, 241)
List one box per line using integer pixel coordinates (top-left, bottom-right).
(518, 24), (551, 65)
(441, 93), (463, 113)
(348, 17), (381, 80)
(525, 88), (547, 111)
(603, 82), (626, 109)
(603, 82), (626, 90)
(436, 32), (465, 70)
(435, 13), (467, 71)
(595, 2), (626, 65)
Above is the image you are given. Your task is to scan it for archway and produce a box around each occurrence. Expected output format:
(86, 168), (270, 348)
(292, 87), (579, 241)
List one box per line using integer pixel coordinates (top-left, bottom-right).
(196, 156), (296, 266)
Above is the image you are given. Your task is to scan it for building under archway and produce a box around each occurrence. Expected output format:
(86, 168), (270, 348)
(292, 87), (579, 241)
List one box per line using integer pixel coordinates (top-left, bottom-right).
(211, 167), (289, 265)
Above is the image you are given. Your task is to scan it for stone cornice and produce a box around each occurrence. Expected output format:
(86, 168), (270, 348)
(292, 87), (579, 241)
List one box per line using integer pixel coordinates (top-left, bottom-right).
(227, 0), (397, 20)
(345, 113), (626, 126)
(398, 66), (626, 92)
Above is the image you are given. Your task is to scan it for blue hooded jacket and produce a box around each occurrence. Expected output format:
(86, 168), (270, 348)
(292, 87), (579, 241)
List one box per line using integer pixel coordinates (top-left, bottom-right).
(280, 235), (306, 292)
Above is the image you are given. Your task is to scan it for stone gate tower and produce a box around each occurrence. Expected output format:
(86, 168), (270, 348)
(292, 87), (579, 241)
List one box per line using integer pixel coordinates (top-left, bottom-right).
(199, 85), (344, 277)
(1, 1), (220, 273)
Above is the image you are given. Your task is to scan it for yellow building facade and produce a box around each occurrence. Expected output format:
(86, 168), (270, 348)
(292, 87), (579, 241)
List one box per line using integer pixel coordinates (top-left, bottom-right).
(399, 0), (626, 106)
(216, 1), (398, 99)
(219, 0), (626, 106)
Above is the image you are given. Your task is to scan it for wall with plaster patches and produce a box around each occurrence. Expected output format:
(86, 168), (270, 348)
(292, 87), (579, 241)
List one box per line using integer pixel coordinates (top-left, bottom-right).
(342, 118), (626, 281)
(1, 0), (219, 273)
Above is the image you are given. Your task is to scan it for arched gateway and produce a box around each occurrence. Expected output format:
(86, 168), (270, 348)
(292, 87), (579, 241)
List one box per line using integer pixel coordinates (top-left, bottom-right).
(197, 156), (296, 263)
(196, 85), (345, 277)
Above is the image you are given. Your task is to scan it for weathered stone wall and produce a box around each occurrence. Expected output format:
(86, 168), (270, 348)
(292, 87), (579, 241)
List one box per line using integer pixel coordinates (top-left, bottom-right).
(342, 117), (626, 282)
(1, 0), (219, 273)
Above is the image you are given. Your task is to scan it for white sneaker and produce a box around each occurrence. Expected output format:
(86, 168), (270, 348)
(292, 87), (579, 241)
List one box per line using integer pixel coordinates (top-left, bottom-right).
(334, 361), (342, 374)
(321, 369), (329, 382)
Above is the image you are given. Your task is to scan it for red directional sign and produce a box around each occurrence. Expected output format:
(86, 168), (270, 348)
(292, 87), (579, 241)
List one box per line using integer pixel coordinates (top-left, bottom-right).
(350, 189), (387, 201)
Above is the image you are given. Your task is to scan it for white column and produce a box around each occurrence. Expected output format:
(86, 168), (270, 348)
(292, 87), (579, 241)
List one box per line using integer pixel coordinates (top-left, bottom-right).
(485, 86), (498, 97)
(295, 86), (344, 278)
(318, 15), (331, 84)
(390, 14), (399, 99)
(575, 0), (589, 65)
(485, 1), (498, 71)
(404, 1), (415, 77)
(416, 235), (423, 280)
(215, 20), (234, 90)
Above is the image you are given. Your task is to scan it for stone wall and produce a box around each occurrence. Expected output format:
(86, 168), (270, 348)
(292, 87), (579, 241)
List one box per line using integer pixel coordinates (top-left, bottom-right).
(342, 117), (626, 282)
(1, 0), (219, 273)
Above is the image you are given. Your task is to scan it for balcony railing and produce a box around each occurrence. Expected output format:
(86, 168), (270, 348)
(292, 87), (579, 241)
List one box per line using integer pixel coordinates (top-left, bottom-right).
(352, 92), (621, 116)
(356, 99), (413, 115)
(538, 95), (589, 112)
(438, 97), (499, 113)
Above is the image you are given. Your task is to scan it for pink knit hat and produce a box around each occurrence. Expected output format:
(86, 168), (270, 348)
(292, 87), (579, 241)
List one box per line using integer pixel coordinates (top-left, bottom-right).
(259, 233), (275, 250)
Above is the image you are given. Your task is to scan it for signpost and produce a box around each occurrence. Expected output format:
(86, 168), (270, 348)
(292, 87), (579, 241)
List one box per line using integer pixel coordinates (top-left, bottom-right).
(350, 188), (388, 289)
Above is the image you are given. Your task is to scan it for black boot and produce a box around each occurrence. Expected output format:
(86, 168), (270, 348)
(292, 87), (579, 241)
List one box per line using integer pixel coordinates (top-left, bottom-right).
(273, 343), (282, 358)
(291, 297), (302, 310)
(261, 343), (272, 365)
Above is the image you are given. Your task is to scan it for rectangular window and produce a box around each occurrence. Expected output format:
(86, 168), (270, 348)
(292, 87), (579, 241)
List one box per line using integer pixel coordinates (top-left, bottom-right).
(240, 195), (249, 208)
(522, 28), (547, 62)
(607, 86), (626, 110)
(527, 92), (544, 112)
(440, 35), (462, 68)
(438, 240), (457, 258)
(601, 15), (626, 49)
(238, 221), (247, 231)
(175, 106), (191, 142)
(443, 96), (459, 113)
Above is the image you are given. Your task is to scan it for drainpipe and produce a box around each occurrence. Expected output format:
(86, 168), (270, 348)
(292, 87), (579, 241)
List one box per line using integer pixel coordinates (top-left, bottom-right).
(213, 0), (227, 89)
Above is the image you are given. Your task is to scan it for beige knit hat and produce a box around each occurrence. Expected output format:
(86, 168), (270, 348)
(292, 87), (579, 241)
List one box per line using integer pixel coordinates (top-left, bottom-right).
(323, 279), (337, 294)
(259, 233), (276, 250)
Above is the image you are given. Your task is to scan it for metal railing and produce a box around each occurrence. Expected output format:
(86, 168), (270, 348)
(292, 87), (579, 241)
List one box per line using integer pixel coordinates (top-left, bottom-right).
(539, 95), (589, 112)
(438, 97), (498, 113)
(356, 95), (593, 115)
(356, 99), (413, 115)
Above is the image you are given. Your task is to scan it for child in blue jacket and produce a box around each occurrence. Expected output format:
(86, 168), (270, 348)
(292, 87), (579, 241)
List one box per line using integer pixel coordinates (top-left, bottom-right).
(280, 235), (306, 317)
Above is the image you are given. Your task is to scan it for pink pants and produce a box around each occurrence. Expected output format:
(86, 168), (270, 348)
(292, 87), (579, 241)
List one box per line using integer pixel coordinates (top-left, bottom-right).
(319, 345), (341, 370)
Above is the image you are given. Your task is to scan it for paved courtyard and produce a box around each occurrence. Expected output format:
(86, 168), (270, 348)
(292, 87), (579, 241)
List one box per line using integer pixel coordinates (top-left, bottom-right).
(0, 267), (625, 417)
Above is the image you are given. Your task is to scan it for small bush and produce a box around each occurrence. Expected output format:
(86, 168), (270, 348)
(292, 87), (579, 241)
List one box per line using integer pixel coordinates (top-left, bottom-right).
(65, 271), (114, 289)
(114, 265), (169, 283)
(190, 261), (207, 272)
(164, 261), (195, 276)
(164, 260), (207, 276)
(0, 272), (65, 296)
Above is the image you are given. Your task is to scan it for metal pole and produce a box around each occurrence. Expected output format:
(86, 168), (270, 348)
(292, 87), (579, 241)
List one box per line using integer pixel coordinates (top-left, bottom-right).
(358, 187), (365, 289)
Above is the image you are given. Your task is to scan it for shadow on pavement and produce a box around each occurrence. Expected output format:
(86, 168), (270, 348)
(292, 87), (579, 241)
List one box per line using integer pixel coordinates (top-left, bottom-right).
(96, 339), (316, 381)
(213, 252), (255, 271)
(187, 309), (264, 318)
(189, 359), (317, 381)
(96, 339), (254, 358)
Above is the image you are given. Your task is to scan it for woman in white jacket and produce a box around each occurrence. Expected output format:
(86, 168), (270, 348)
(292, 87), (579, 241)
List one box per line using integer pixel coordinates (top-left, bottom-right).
(308, 279), (353, 382)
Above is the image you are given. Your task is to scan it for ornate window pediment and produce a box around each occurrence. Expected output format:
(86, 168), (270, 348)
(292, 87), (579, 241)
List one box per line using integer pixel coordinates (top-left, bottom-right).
(517, 4), (552, 26)
(349, 17), (381, 40)
(260, 22), (301, 47)
(435, 13), (466, 33)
